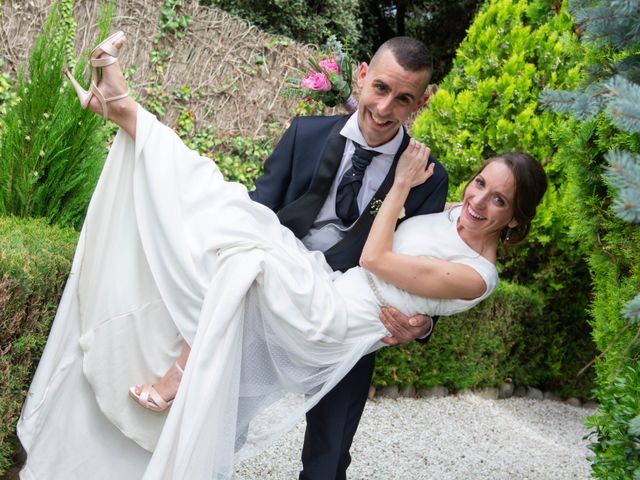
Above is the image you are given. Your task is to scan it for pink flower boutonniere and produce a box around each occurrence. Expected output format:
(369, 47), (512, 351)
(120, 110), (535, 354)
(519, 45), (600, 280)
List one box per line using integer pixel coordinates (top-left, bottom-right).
(286, 36), (356, 113)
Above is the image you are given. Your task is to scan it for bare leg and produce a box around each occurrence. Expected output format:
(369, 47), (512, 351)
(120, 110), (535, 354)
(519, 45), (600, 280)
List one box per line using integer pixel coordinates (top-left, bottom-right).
(132, 341), (191, 404)
(90, 35), (187, 409)
(85, 35), (138, 138)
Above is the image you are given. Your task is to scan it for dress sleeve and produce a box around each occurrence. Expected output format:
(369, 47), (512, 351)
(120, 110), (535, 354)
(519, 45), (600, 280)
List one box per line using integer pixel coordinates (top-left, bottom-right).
(458, 256), (498, 300)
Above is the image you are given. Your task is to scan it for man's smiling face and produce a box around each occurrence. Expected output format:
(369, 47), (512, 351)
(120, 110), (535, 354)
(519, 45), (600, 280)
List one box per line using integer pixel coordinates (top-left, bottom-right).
(356, 49), (430, 148)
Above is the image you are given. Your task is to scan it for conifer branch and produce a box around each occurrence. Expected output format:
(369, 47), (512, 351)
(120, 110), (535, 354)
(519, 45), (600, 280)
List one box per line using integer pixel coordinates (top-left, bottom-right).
(605, 150), (640, 223)
(622, 293), (640, 323)
(539, 87), (605, 119)
(604, 75), (640, 133)
(572, 0), (640, 49)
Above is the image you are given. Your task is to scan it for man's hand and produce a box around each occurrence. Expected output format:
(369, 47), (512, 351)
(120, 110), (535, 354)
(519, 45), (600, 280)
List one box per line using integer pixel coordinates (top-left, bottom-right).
(379, 307), (433, 346)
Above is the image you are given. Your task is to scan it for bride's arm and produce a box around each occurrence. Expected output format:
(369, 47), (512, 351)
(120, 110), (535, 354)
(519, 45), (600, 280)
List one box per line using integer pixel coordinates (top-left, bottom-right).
(360, 141), (487, 301)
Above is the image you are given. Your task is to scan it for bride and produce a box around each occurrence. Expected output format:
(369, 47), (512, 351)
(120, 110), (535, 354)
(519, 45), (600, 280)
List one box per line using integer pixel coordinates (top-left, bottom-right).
(17, 32), (547, 479)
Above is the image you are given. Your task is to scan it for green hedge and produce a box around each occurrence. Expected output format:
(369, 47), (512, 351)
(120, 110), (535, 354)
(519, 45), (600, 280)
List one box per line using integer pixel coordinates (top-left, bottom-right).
(0, 216), (78, 474)
(412, 0), (596, 398)
(374, 281), (544, 390)
(549, 93), (640, 480)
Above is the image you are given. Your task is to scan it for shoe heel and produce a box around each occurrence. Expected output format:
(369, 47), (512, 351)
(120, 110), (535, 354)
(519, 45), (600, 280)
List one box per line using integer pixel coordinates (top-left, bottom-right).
(64, 68), (91, 109)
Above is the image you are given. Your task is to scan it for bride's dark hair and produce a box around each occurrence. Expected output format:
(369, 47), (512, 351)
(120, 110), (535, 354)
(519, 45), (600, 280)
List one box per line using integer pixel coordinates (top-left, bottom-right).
(464, 152), (548, 245)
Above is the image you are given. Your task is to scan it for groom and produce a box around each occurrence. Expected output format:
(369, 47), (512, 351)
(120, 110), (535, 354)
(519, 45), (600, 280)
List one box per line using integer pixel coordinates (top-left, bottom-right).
(249, 36), (448, 479)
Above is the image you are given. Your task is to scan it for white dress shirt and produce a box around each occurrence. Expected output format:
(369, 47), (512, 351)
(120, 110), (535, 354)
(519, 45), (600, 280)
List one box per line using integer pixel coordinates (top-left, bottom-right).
(301, 113), (404, 253)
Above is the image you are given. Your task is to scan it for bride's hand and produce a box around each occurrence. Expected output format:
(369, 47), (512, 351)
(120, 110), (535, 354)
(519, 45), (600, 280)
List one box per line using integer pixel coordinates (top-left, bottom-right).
(395, 139), (434, 188)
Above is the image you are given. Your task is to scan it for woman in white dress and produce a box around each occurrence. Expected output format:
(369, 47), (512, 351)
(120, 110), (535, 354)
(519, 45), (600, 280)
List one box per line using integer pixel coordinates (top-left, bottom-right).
(17, 33), (547, 479)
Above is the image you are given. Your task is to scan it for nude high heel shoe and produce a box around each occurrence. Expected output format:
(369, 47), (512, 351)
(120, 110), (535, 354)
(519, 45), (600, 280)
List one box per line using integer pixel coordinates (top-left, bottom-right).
(64, 30), (129, 119)
(128, 361), (185, 412)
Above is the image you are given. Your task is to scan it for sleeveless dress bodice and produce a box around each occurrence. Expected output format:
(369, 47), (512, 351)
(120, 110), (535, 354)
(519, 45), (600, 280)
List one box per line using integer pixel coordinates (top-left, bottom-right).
(333, 207), (497, 346)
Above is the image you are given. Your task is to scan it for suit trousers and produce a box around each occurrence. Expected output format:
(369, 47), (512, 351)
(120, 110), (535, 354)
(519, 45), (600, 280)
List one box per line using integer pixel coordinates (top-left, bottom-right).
(299, 351), (376, 480)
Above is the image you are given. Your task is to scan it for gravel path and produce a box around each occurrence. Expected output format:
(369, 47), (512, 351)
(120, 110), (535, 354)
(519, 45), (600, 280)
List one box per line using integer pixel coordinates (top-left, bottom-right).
(235, 394), (594, 479)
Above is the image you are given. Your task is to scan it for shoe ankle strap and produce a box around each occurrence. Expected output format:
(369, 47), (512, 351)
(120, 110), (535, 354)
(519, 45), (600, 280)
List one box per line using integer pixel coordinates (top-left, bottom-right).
(92, 56), (118, 68)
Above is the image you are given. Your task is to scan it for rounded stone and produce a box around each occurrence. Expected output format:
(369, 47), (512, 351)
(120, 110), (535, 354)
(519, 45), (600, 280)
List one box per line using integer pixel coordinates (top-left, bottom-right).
(566, 397), (582, 407)
(476, 388), (500, 400)
(526, 387), (544, 400)
(543, 391), (563, 402)
(368, 385), (377, 400)
(378, 385), (400, 399)
(400, 385), (416, 398)
(417, 386), (449, 398)
(513, 385), (527, 397)
(498, 382), (515, 399)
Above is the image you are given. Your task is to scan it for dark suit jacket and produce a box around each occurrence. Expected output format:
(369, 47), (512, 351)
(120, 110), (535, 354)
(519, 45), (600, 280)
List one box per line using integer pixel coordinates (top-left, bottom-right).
(250, 115), (448, 272)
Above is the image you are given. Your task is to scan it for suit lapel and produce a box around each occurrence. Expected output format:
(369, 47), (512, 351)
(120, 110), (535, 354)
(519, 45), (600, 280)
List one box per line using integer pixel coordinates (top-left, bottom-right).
(277, 116), (349, 238)
(324, 128), (410, 257)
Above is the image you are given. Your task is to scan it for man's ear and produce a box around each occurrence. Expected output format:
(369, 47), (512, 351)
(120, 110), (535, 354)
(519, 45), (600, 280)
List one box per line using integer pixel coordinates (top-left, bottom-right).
(356, 62), (368, 89)
(415, 84), (437, 111)
(415, 92), (430, 111)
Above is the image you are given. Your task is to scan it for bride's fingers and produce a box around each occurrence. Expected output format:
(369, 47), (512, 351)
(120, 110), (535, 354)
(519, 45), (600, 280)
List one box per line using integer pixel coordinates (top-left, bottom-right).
(424, 161), (435, 180)
(411, 147), (434, 186)
(408, 138), (420, 157)
(397, 139), (434, 186)
(412, 161), (434, 186)
(414, 141), (430, 170)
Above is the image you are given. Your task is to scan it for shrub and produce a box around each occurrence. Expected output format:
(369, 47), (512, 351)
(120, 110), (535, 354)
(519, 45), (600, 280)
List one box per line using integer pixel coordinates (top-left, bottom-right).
(0, 0), (112, 229)
(200, 0), (361, 52)
(0, 216), (78, 475)
(412, 0), (596, 398)
(173, 108), (268, 187)
(541, 0), (640, 473)
(374, 281), (545, 390)
(0, 60), (15, 135)
(587, 362), (640, 479)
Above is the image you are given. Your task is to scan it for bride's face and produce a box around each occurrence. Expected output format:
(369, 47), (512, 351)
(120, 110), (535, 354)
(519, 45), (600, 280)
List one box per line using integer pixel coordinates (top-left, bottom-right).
(459, 160), (518, 238)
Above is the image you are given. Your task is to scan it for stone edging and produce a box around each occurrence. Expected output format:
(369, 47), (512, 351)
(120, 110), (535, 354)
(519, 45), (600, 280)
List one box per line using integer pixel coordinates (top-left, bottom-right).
(369, 383), (598, 409)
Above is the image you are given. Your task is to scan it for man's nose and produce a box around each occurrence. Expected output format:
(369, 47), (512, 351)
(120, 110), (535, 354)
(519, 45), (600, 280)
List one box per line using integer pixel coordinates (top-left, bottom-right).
(377, 96), (393, 116)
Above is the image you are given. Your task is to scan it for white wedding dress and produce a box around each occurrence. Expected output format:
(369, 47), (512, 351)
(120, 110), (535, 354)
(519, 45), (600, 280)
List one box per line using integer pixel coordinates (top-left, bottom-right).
(17, 106), (497, 479)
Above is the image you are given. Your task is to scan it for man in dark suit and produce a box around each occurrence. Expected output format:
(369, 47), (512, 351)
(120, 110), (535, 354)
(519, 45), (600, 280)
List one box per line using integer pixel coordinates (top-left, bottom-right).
(249, 37), (448, 479)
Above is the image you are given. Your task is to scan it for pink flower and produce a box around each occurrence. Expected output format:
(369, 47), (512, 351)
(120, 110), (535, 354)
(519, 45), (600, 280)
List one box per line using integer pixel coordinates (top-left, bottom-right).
(300, 72), (332, 92)
(319, 58), (340, 74)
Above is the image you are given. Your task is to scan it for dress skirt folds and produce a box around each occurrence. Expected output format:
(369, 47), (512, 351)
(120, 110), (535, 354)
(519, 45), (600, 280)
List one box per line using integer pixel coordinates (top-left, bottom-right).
(18, 106), (498, 479)
(17, 107), (387, 479)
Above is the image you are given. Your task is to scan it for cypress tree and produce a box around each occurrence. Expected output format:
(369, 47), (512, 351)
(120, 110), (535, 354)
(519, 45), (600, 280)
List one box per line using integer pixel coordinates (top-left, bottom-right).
(541, 0), (640, 476)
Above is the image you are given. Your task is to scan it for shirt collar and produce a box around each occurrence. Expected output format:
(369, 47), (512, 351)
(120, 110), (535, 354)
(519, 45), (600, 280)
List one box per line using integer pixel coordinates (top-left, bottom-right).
(340, 112), (404, 155)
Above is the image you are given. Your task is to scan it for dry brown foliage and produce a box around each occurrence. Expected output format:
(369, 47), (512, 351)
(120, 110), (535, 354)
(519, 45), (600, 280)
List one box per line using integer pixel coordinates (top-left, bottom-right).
(0, 0), (322, 138)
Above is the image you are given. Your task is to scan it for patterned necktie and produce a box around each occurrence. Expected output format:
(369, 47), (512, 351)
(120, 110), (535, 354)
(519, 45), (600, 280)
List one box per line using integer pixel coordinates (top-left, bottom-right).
(335, 143), (381, 225)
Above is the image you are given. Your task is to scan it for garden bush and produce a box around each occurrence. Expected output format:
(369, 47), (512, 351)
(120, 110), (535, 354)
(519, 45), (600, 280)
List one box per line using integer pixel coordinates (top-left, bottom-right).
(412, 0), (596, 398)
(541, 0), (640, 474)
(0, 216), (78, 475)
(374, 281), (544, 390)
(0, 0), (112, 229)
(587, 361), (640, 479)
(199, 0), (361, 54)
